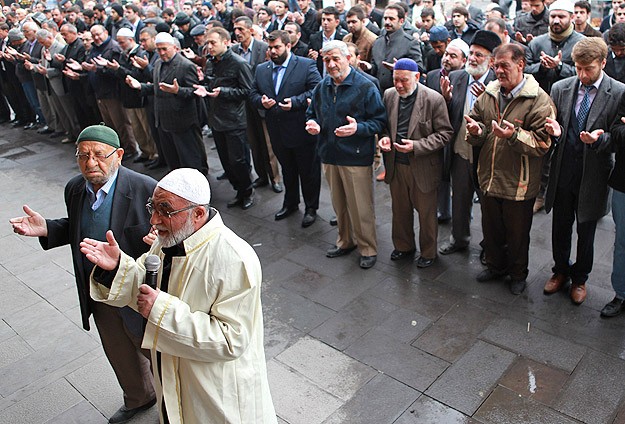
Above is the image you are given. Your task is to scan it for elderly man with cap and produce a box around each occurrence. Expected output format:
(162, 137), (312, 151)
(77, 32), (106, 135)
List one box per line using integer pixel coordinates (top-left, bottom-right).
(378, 58), (453, 267)
(10, 125), (157, 424)
(438, 30), (499, 257)
(465, 43), (555, 294)
(79, 168), (277, 424)
(127, 31), (209, 176)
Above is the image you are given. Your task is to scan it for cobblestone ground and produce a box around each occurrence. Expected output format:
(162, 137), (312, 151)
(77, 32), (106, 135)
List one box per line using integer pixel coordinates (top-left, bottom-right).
(1, 118), (624, 424)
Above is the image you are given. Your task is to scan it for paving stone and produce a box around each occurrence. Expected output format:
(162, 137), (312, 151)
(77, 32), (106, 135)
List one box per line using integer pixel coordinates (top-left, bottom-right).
(275, 337), (377, 401)
(16, 263), (75, 302)
(613, 402), (625, 424)
(394, 395), (472, 424)
(498, 357), (569, 406)
(480, 318), (586, 372)
(262, 284), (335, 332)
(0, 320), (15, 343)
(474, 386), (578, 424)
(435, 264), (518, 304)
(310, 293), (399, 350)
(0, 336), (33, 369)
(414, 302), (497, 362)
(371, 275), (464, 320)
(375, 307), (431, 344)
(0, 277), (42, 320)
(264, 318), (305, 360)
(554, 350), (625, 424)
(0, 378), (83, 424)
(285, 244), (360, 279)
(306, 268), (387, 311)
(267, 360), (343, 424)
(261, 258), (305, 287)
(0, 234), (36, 263)
(425, 340), (517, 415)
(44, 400), (106, 424)
(322, 374), (418, 424)
(345, 329), (448, 391)
(280, 268), (334, 299)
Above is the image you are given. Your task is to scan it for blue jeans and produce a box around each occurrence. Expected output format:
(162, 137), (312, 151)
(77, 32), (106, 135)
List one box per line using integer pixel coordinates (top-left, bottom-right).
(612, 189), (625, 298)
(21, 81), (45, 124)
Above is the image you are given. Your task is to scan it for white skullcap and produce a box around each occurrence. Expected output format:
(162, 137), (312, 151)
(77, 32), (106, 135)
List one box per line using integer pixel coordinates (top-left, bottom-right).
(155, 32), (176, 45)
(116, 28), (135, 38)
(549, 0), (574, 13)
(157, 168), (211, 204)
(447, 38), (470, 59)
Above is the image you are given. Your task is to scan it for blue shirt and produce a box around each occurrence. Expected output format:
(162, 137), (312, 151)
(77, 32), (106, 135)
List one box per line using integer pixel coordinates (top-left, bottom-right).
(86, 168), (119, 211)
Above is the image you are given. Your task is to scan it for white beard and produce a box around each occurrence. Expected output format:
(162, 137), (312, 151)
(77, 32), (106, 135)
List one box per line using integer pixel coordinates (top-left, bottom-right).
(158, 217), (195, 248)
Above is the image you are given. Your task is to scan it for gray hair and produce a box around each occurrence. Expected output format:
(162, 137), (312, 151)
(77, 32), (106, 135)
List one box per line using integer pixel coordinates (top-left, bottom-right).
(61, 23), (77, 33)
(22, 21), (39, 31)
(321, 39), (349, 56)
(36, 28), (52, 39)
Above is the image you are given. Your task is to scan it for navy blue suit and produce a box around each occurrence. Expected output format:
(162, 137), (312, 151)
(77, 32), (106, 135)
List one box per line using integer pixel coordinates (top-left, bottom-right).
(250, 54), (322, 210)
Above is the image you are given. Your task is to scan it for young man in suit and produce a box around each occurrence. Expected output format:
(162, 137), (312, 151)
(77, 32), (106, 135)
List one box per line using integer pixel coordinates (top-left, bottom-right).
(543, 37), (625, 304)
(10, 125), (157, 424)
(251, 30), (322, 227)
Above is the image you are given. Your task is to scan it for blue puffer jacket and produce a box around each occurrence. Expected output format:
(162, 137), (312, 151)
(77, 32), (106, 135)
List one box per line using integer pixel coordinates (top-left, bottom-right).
(306, 67), (387, 166)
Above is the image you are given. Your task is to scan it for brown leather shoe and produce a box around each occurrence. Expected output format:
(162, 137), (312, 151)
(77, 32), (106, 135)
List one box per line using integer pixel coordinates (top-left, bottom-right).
(544, 273), (569, 294)
(570, 283), (587, 305)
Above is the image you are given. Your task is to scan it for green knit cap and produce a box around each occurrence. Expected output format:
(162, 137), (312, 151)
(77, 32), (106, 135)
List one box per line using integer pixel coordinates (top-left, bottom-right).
(76, 124), (120, 149)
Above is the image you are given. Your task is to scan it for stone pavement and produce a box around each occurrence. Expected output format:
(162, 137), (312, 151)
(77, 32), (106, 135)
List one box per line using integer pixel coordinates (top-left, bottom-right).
(1, 124), (625, 424)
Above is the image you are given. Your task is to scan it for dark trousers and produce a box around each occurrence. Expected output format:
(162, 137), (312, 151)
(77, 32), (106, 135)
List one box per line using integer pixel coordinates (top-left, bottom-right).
(246, 103), (277, 183)
(213, 128), (253, 196)
(551, 184), (598, 284)
(91, 301), (155, 409)
(272, 139), (321, 210)
(159, 125), (208, 175)
(4, 75), (34, 122)
(481, 196), (534, 281)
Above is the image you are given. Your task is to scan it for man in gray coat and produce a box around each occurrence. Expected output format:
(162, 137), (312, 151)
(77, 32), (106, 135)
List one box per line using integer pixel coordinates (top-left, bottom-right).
(543, 37), (625, 305)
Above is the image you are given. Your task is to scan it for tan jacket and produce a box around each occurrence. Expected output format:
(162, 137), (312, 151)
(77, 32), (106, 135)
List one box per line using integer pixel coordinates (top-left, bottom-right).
(382, 84), (453, 193)
(467, 74), (555, 201)
(91, 212), (276, 424)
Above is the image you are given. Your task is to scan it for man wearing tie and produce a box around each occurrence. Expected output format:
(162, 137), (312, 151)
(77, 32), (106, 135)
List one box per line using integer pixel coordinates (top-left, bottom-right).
(251, 30), (322, 227)
(543, 37), (625, 304)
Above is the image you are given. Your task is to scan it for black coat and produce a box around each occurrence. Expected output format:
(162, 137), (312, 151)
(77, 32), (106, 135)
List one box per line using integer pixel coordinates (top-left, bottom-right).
(308, 28), (348, 75)
(39, 167), (157, 331)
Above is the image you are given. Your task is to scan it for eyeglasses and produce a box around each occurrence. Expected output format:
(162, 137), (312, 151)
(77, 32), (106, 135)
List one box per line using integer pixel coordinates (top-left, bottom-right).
(75, 149), (118, 162)
(145, 198), (199, 218)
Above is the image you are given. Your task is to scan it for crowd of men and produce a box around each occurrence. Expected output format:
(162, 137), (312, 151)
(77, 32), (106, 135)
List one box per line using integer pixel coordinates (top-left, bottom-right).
(5, 0), (625, 421)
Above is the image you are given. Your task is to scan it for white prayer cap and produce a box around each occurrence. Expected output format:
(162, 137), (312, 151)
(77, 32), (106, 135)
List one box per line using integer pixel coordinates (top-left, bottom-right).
(157, 168), (211, 205)
(447, 38), (470, 59)
(154, 32), (176, 45)
(116, 28), (135, 38)
(549, 0), (574, 13)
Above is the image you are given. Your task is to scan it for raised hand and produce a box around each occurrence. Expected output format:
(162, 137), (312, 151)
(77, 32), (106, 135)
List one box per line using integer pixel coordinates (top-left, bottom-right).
(378, 136), (392, 152)
(278, 97), (292, 111)
(580, 129), (604, 144)
(464, 115), (482, 136)
(261, 94), (276, 109)
(9, 205), (48, 237)
(159, 78), (180, 94)
(126, 75), (141, 89)
(491, 119), (515, 138)
(334, 115), (357, 137)
(545, 117), (561, 137)
(440, 75), (453, 102)
(79, 230), (121, 271)
(305, 119), (320, 135)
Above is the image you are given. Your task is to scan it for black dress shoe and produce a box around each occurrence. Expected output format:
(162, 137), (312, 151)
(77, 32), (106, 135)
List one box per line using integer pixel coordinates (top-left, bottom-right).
(241, 192), (255, 210)
(133, 155), (150, 163)
(37, 126), (53, 134)
(11, 120), (25, 128)
(147, 160), (167, 170)
(439, 243), (467, 255)
(510, 279), (527, 295)
(326, 245), (357, 258)
(302, 209), (316, 227)
(23, 122), (37, 130)
(390, 249), (416, 261)
(416, 256), (436, 268)
(476, 268), (506, 282)
(329, 216), (338, 226)
(108, 398), (157, 424)
(271, 182), (283, 193)
(601, 297), (625, 318)
(359, 255), (377, 269)
(49, 131), (64, 138)
(216, 172), (228, 180)
(252, 178), (269, 188)
(275, 206), (298, 220)
(437, 216), (451, 224)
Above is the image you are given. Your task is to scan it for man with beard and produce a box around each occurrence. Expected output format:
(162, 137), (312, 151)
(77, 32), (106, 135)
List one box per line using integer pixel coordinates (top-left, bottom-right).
(370, 4), (423, 91)
(251, 30), (322, 227)
(466, 43), (554, 295)
(438, 31), (499, 256)
(513, 0), (549, 43)
(10, 125), (157, 424)
(526, 0), (583, 213)
(378, 58), (453, 267)
(306, 40), (386, 269)
(79, 168), (277, 423)
(343, 5), (377, 64)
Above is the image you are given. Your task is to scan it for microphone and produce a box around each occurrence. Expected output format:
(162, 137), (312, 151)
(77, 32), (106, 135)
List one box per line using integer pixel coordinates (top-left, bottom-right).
(144, 255), (161, 289)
